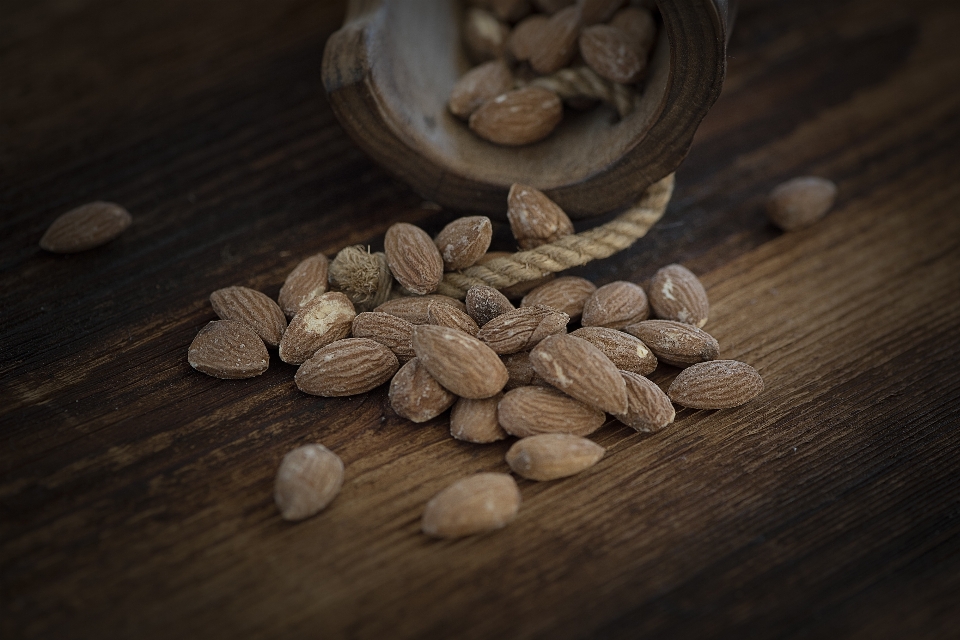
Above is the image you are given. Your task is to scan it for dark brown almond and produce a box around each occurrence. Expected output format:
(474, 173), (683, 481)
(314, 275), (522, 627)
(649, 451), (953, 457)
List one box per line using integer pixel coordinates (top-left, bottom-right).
(374, 295), (467, 324)
(477, 305), (569, 354)
(530, 6), (583, 74)
(295, 338), (399, 397)
(624, 320), (719, 367)
(464, 8), (510, 63)
(579, 24), (644, 84)
(465, 285), (515, 326)
(188, 320), (269, 379)
(421, 473), (520, 538)
(450, 394), (508, 443)
(274, 444), (344, 521)
(609, 7), (656, 56)
(39, 201), (132, 253)
(384, 223), (444, 295)
(616, 371), (675, 432)
(389, 358), (457, 423)
(521, 276), (597, 321)
(571, 326), (657, 375)
(766, 176), (838, 231)
(498, 385), (606, 437)
(469, 87), (564, 146)
(449, 61), (514, 120)
(508, 14), (549, 62)
(501, 350), (537, 389)
(427, 302), (480, 336)
(279, 292), (356, 365)
(649, 264), (709, 327)
(506, 433), (605, 480)
(667, 360), (764, 409)
(581, 280), (649, 329)
(529, 333), (628, 414)
(210, 286), (287, 347)
(577, 0), (624, 25)
(434, 216), (493, 271)
(476, 250), (557, 297)
(278, 253), (329, 318)
(412, 325), (509, 398)
(351, 312), (415, 362)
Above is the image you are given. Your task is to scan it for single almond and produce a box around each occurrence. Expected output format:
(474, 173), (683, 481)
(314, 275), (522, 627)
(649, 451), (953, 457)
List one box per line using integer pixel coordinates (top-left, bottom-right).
(351, 311), (415, 362)
(450, 394), (508, 443)
(469, 87), (564, 146)
(278, 253), (329, 318)
(609, 7), (656, 56)
(412, 325), (509, 398)
(210, 286), (287, 347)
(581, 280), (649, 329)
(571, 326), (657, 376)
(624, 320), (719, 367)
(295, 338), (399, 397)
(616, 371), (675, 432)
(465, 284), (515, 327)
(187, 320), (269, 379)
(507, 183), (575, 249)
(521, 276), (597, 321)
(279, 292), (356, 365)
(501, 350), (538, 389)
(506, 433), (605, 481)
(389, 358), (457, 423)
(579, 24), (645, 84)
(667, 360), (764, 409)
(508, 14), (549, 61)
(578, 0), (624, 25)
(529, 333), (628, 414)
(766, 176), (838, 231)
(421, 473), (521, 538)
(374, 294), (467, 324)
(384, 223), (444, 295)
(464, 8), (510, 63)
(274, 444), (344, 521)
(450, 61), (514, 120)
(434, 216), (493, 270)
(477, 305), (569, 354)
(476, 250), (556, 298)
(427, 301), (480, 336)
(39, 201), (132, 253)
(649, 264), (709, 327)
(498, 385), (606, 437)
(530, 6), (582, 74)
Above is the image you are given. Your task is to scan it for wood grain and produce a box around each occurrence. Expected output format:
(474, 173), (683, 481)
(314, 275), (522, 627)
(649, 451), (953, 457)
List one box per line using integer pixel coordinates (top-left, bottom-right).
(2, 0), (959, 638)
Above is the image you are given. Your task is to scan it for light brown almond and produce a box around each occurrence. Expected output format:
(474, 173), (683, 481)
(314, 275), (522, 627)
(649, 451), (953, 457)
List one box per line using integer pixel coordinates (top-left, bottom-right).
(501, 350), (538, 389)
(667, 360), (763, 409)
(39, 201), (132, 253)
(187, 320), (269, 379)
(571, 326), (657, 375)
(412, 325), (509, 398)
(434, 216), (493, 271)
(476, 251), (556, 298)
(766, 176), (838, 231)
(533, 0), (575, 14)
(422, 473), (520, 538)
(274, 444), (344, 521)
(521, 276), (597, 321)
(508, 14), (549, 61)
(506, 433), (605, 480)
(450, 394), (508, 443)
(351, 311), (415, 362)
(580, 280), (649, 329)
(529, 333), (628, 414)
(278, 253), (329, 318)
(464, 8), (510, 62)
(449, 61), (514, 120)
(389, 358), (457, 423)
(649, 264), (709, 327)
(476, 305), (569, 354)
(465, 284), (515, 326)
(616, 370), (675, 432)
(506, 186), (574, 249)
(384, 223), (444, 295)
(295, 338), (399, 397)
(427, 301), (480, 336)
(374, 294), (467, 324)
(279, 292), (356, 364)
(579, 24), (644, 84)
(498, 385), (606, 437)
(624, 320), (719, 367)
(210, 285), (287, 347)
(578, 0), (624, 25)
(469, 87), (564, 146)
(530, 6), (582, 74)
(609, 7), (656, 56)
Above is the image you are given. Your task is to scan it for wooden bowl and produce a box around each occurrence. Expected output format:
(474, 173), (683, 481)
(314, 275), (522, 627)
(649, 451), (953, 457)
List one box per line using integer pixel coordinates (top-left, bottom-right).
(322, 1), (735, 219)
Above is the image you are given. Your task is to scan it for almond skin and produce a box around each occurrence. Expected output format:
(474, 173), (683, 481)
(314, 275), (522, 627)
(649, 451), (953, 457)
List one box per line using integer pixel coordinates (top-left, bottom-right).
(506, 433), (605, 481)
(427, 301), (481, 336)
(616, 371), (675, 432)
(374, 295), (467, 324)
(295, 338), (399, 397)
(449, 61), (514, 120)
(187, 320), (269, 379)
(667, 360), (764, 409)
(609, 7), (656, 56)
(579, 24), (645, 84)
(450, 394), (508, 443)
(625, 320), (719, 368)
(434, 216), (493, 271)
(581, 281), (649, 329)
(389, 358), (457, 423)
(507, 184), (574, 249)
(529, 334), (629, 414)
(530, 5), (582, 74)
(469, 87), (564, 146)
(498, 385), (606, 437)
(464, 8), (510, 63)
(412, 325), (509, 399)
(465, 284), (515, 327)
(278, 253), (329, 318)
(571, 326), (657, 376)
(274, 444), (344, 521)
(279, 292), (356, 365)
(39, 201), (132, 253)
(421, 473), (521, 539)
(766, 176), (838, 231)
(351, 311), (415, 362)
(384, 223), (444, 296)
(210, 286), (287, 347)
(508, 14), (549, 61)
(649, 264), (709, 327)
(522, 276), (597, 322)
(477, 305), (569, 354)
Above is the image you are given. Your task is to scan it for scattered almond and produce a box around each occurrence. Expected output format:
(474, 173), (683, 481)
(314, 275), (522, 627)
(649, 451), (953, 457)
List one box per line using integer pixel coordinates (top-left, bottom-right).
(39, 201), (132, 253)
(450, 394), (508, 443)
(274, 444), (344, 521)
(609, 7), (656, 56)
(616, 371), (675, 432)
(578, 0), (624, 25)
(507, 184), (575, 249)
(667, 360), (763, 409)
(521, 276), (597, 322)
(279, 292), (356, 365)
(384, 223), (444, 295)
(421, 473), (521, 538)
(529, 333), (628, 413)
(427, 301), (481, 336)
(498, 385), (606, 437)
(434, 216), (493, 270)
(648, 264), (709, 327)
(530, 6), (582, 74)
(579, 24), (645, 84)
(389, 358), (457, 423)
(766, 176), (838, 231)
(374, 294), (467, 324)
(210, 286), (287, 347)
(464, 8), (510, 63)
(188, 320), (269, 379)
(469, 87), (564, 146)
(465, 284), (515, 327)
(571, 326), (657, 376)
(476, 305), (569, 354)
(278, 253), (329, 318)
(581, 280), (648, 329)
(412, 325), (509, 398)
(506, 433), (605, 481)
(295, 338), (399, 397)
(351, 312), (415, 362)
(624, 320), (719, 367)
(508, 14), (549, 61)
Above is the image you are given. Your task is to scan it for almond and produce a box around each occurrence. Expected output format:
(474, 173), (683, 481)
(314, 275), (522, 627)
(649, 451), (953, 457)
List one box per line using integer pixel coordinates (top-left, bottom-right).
(210, 286), (287, 347)
(571, 326), (657, 375)
(508, 14), (549, 62)
(766, 176), (838, 231)
(274, 444), (344, 521)
(529, 333), (628, 413)
(498, 385), (606, 437)
(389, 358), (457, 423)
(476, 250), (556, 298)
(39, 201), (132, 253)
(580, 280), (648, 329)
(465, 284), (515, 326)
(434, 216), (493, 270)
(412, 325), (509, 398)
(624, 320), (719, 367)
(450, 394), (508, 443)
(609, 7), (656, 56)
(579, 24), (644, 84)
(421, 473), (520, 538)
(578, 0), (624, 25)
(491, 0), (532, 22)
(427, 301), (480, 336)
(521, 276), (597, 321)
(530, 6), (582, 74)
(507, 183), (575, 249)
(351, 311), (415, 362)
(295, 338), (399, 397)
(501, 350), (538, 389)
(464, 8), (510, 63)
(649, 264), (709, 327)
(374, 294), (467, 324)
(616, 371), (675, 432)
(384, 223), (444, 295)
(279, 292), (356, 365)
(667, 360), (763, 409)
(469, 87), (564, 146)
(278, 253), (329, 318)
(450, 61), (515, 119)
(476, 305), (569, 354)
(506, 433), (605, 480)
(187, 320), (269, 379)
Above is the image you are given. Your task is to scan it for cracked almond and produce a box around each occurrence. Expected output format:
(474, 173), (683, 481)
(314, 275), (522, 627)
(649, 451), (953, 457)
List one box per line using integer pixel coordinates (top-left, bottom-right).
(279, 292), (356, 364)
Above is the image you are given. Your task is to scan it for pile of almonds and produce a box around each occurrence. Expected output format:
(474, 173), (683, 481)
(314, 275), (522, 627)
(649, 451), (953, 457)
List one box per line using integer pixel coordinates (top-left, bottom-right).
(453, 0), (659, 145)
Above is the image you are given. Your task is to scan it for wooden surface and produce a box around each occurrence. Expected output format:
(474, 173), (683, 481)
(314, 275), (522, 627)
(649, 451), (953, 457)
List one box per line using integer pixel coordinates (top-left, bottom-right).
(2, 0), (959, 638)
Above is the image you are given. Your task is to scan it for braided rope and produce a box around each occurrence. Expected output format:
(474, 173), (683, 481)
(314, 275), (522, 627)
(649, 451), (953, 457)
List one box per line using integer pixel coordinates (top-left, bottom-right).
(529, 66), (637, 118)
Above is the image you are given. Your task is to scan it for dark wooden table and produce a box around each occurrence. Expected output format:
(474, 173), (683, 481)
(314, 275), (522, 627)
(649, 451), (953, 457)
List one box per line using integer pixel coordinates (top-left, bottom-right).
(3, 1), (959, 638)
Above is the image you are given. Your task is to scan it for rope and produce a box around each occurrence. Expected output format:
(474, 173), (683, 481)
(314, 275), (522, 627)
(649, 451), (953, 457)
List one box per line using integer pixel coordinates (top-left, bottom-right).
(528, 66), (638, 118)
